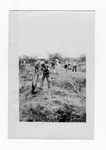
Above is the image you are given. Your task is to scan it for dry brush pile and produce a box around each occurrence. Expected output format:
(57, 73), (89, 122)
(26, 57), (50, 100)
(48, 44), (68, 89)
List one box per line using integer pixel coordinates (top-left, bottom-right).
(19, 64), (86, 122)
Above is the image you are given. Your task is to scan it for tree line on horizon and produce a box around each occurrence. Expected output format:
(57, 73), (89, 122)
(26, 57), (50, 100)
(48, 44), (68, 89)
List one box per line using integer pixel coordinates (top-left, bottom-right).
(19, 53), (86, 66)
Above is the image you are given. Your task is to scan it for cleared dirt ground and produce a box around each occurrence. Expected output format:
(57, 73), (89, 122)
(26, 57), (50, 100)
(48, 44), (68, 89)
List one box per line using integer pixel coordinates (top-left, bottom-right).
(19, 64), (86, 122)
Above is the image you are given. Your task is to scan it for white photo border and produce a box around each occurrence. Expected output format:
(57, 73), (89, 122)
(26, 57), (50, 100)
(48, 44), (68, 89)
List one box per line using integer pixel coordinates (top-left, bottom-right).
(8, 10), (95, 139)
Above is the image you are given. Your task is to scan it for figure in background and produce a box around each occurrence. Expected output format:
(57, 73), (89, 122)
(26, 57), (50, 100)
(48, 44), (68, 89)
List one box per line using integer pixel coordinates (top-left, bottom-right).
(73, 60), (77, 72)
(64, 63), (68, 72)
(55, 59), (60, 73)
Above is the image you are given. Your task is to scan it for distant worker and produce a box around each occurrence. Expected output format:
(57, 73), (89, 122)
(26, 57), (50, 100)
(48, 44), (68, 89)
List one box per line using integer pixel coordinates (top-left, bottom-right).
(64, 63), (68, 72)
(23, 60), (26, 65)
(50, 61), (56, 73)
(73, 60), (77, 72)
(67, 62), (72, 70)
(55, 59), (60, 73)
(64, 61), (71, 72)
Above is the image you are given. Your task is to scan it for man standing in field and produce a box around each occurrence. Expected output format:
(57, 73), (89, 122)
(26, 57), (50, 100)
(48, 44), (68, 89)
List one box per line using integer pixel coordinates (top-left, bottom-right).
(40, 60), (51, 89)
(55, 59), (60, 73)
(73, 60), (77, 72)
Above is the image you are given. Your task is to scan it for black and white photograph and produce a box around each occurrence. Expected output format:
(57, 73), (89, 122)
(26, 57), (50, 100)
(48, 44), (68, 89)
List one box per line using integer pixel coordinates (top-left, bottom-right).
(9, 10), (94, 138)
(19, 53), (86, 122)
(18, 11), (87, 122)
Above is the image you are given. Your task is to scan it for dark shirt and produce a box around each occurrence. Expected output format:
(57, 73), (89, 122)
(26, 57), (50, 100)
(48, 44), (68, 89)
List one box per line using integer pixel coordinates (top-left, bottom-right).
(41, 63), (50, 76)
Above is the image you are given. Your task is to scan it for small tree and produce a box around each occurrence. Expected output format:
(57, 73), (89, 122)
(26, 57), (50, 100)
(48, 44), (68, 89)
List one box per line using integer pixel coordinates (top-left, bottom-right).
(79, 54), (86, 63)
(29, 56), (38, 65)
(22, 55), (29, 64)
(48, 52), (62, 62)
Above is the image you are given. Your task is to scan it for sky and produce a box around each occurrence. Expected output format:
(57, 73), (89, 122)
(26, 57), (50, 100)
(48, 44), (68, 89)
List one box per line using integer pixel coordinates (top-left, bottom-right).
(10, 11), (95, 58)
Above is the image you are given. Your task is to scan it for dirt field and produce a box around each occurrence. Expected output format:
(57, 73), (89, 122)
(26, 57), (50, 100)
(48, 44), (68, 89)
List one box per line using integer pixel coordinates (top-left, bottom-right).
(19, 64), (86, 122)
